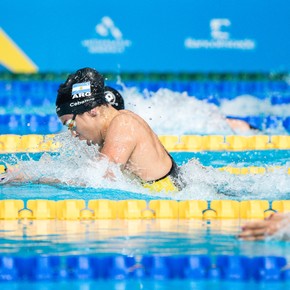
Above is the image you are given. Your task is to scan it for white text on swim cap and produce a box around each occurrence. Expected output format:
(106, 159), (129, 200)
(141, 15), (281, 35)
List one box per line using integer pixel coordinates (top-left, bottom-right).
(72, 92), (92, 99)
(70, 97), (95, 107)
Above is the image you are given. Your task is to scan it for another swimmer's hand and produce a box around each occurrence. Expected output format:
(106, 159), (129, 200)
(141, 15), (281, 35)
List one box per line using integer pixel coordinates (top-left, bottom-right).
(238, 213), (285, 241)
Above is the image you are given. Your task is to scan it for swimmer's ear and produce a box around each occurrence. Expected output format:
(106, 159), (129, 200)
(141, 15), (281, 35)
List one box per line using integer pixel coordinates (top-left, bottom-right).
(87, 108), (98, 117)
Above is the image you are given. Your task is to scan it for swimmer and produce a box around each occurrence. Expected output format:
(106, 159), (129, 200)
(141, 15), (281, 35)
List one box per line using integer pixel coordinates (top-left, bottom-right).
(238, 213), (290, 241)
(54, 67), (184, 192)
(0, 69), (184, 192)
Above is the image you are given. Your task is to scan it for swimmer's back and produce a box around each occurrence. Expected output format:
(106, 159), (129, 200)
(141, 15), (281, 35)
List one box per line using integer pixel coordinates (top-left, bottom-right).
(102, 109), (172, 181)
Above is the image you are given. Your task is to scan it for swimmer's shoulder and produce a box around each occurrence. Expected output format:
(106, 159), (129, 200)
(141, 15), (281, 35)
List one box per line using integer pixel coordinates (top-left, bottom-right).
(111, 110), (143, 126)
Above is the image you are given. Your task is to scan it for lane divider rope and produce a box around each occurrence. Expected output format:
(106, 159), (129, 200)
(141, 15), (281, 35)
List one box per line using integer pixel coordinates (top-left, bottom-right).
(0, 199), (289, 220)
(0, 134), (290, 152)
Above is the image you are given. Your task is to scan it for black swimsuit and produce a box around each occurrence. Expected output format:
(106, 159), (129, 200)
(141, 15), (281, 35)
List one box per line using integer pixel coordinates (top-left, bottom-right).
(143, 154), (185, 191)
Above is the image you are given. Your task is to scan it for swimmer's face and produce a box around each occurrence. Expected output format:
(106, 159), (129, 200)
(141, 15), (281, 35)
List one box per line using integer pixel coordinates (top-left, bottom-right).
(60, 112), (103, 146)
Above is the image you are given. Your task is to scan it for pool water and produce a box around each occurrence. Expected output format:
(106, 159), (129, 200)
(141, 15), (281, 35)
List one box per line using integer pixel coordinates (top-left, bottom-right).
(0, 149), (290, 283)
(3, 280), (290, 290)
(1, 148), (290, 200)
(0, 219), (289, 257)
(0, 219), (289, 289)
(0, 82), (290, 288)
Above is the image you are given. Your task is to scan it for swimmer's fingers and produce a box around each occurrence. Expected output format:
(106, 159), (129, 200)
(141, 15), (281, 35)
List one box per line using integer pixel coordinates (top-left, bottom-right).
(266, 212), (286, 222)
(238, 227), (267, 240)
(238, 221), (268, 240)
(238, 234), (266, 241)
(0, 173), (10, 184)
(238, 220), (280, 240)
(242, 220), (268, 230)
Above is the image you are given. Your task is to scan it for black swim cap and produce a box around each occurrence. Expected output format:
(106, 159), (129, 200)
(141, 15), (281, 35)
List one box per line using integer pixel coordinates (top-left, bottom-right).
(56, 67), (108, 117)
(104, 86), (125, 110)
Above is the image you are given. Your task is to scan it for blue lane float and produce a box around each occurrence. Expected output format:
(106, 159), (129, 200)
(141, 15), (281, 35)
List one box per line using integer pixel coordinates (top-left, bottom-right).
(0, 255), (289, 282)
(0, 114), (62, 134)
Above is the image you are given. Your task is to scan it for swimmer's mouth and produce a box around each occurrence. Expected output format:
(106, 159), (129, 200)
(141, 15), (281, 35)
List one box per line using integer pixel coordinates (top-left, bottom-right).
(86, 140), (93, 146)
(72, 133), (94, 146)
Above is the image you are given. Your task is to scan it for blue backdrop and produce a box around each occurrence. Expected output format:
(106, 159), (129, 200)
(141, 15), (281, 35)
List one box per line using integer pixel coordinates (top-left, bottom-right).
(1, 0), (289, 72)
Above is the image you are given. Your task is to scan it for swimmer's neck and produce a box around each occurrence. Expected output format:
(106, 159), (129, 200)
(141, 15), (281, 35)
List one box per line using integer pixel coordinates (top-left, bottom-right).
(98, 105), (121, 143)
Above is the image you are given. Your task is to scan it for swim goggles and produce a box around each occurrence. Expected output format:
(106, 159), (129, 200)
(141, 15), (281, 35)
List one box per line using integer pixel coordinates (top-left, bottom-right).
(64, 114), (77, 132)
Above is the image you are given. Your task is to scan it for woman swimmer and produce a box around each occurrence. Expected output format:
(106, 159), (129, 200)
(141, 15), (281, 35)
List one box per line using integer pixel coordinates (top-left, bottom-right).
(1, 68), (184, 192)
(1, 68), (253, 190)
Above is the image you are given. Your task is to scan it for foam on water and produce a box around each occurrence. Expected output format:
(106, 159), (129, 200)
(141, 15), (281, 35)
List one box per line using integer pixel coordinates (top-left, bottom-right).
(220, 94), (290, 117)
(121, 87), (234, 135)
(178, 160), (290, 200)
(116, 86), (290, 135)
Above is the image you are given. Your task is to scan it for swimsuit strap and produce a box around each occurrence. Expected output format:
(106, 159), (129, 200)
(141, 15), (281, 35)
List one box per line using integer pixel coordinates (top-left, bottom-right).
(151, 154), (178, 183)
(145, 153), (186, 191)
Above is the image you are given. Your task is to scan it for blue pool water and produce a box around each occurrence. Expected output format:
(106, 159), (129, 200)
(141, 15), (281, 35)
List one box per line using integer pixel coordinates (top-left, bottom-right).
(0, 149), (290, 261)
(2, 279), (290, 290)
(1, 83), (290, 289)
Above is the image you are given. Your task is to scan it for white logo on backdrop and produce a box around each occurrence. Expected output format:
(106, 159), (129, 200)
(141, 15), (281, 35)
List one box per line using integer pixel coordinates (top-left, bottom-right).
(82, 16), (132, 54)
(185, 18), (256, 50)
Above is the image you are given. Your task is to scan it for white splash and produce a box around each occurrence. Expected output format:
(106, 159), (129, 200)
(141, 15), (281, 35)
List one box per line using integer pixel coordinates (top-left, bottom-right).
(175, 160), (290, 200)
(119, 87), (290, 135)
(122, 87), (234, 135)
(220, 94), (290, 117)
(2, 132), (290, 200)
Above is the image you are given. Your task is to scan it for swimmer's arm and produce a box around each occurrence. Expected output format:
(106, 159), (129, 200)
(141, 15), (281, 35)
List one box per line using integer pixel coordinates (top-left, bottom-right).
(100, 115), (136, 177)
(0, 170), (62, 185)
(0, 167), (76, 186)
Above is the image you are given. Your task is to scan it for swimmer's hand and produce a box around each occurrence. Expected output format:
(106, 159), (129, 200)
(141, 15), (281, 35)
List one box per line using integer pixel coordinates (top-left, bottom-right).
(0, 166), (25, 184)
(0, 173), (9, 184)
(238, 213), (286, 241)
